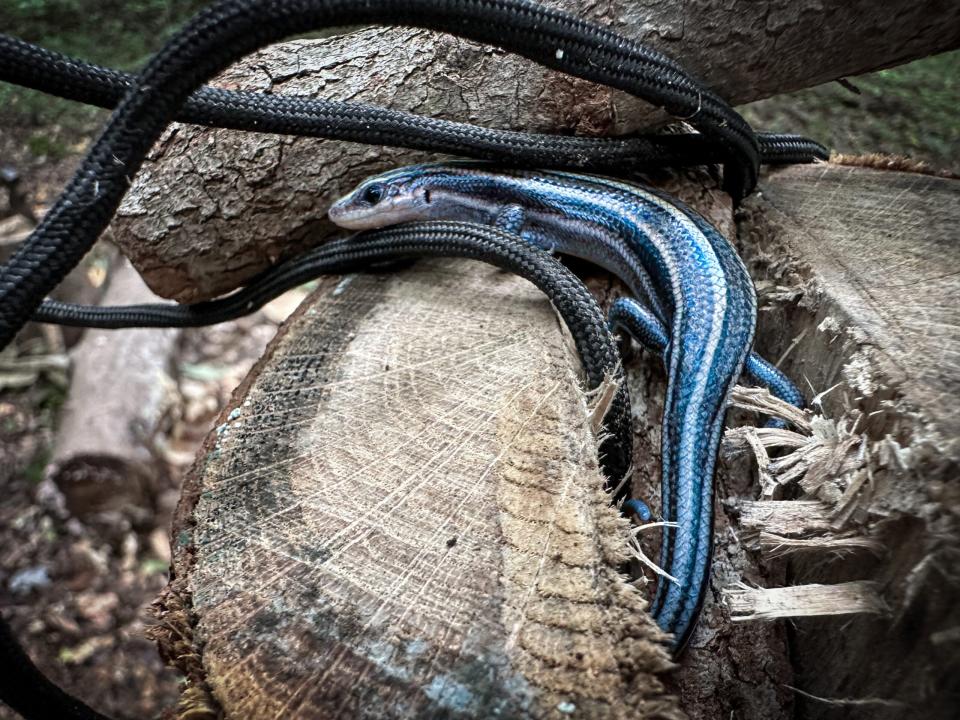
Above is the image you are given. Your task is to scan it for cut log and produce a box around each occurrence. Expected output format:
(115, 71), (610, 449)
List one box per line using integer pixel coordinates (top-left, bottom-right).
(734, 161), (960, 719)
(743, 162), (960, 439)
(155, 161), (960, 719)
(49, 259), (180, 524)
(111, 1), (960, 301)
(155, 263), (679, 720)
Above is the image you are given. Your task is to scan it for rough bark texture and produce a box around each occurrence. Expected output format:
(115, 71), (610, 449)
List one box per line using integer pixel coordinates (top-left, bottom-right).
(120, 1), (960, 715)
(155, 263), (680, 720)
(734, 162), (960, 719)
(49, 259), (180, 523)
(110, 0), (960, 301)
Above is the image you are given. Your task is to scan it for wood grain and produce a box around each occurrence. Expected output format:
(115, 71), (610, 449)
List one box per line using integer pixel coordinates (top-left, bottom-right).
(50, 259), (178, 521)
(736, 162), (960, 720)
(154, 163), (960, 719)
(158, 261), (678, 719)
(748, 163), (960, 439)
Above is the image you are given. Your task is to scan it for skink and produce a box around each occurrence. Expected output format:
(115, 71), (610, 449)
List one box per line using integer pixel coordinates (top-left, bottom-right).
(0, 0), (826, 713)
(329, 164), (800, 649)
(329, 165), (802, 404)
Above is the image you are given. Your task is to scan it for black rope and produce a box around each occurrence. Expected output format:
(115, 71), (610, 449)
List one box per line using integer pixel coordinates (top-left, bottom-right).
(0, 0), (808, 350)
(34, 220), (633, 483)
(0, 34), (828, 172)
(0, 617), (110, 720)
(6, 222), (632, 720)
(0, 2), (829, 716)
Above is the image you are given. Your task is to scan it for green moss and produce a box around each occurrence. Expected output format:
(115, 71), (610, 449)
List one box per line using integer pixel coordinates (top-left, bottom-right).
(38, 381), (67, 416)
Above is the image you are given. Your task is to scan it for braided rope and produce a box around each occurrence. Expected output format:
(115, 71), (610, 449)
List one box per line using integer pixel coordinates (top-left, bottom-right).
(0, 34), (827, 172)
(0, 0), (776, 347)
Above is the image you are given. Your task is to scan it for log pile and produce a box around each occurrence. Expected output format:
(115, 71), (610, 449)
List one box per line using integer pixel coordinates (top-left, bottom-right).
(109, 1), (960, 302)
(29, 0), (956, 718)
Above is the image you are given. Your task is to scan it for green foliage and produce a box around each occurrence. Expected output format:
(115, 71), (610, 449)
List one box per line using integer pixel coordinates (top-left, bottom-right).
(0, 0), (207, 132)
(740, 51), (960, 172)
(1, 0), (207, 67)
(0, 1), (956, 170)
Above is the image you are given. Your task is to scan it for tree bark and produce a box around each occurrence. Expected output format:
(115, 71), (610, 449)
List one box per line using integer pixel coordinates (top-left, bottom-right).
(109, 0), (960, 302)
(126, 1), (960, 717)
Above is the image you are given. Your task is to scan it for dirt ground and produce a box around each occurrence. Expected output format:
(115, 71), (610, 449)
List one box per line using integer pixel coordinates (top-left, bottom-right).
(0, 307), (302, 718)
(0, 295), (296, 719)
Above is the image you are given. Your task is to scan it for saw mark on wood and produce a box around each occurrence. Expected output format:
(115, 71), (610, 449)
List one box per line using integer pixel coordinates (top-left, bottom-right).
(758, 164), (960, 429)
(175, 260), (675, 718)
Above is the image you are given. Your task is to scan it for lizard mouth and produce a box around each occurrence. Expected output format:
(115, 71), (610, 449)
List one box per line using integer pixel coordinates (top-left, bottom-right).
(328, 189), (428, 230)
(328, 199), (416, 230)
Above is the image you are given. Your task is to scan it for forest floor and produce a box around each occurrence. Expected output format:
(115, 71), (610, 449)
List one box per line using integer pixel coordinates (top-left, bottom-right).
(0, 3), (957, 717)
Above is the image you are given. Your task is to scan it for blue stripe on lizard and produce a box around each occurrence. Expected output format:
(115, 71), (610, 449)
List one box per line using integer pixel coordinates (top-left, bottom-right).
(328, 163), (801, 650)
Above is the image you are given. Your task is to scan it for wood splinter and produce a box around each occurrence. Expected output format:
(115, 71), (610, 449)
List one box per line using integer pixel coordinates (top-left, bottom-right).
(723, 581), (890, 621)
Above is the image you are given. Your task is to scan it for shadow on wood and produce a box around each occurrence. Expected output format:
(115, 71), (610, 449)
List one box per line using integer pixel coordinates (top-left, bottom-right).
(736, 162), (960, 720)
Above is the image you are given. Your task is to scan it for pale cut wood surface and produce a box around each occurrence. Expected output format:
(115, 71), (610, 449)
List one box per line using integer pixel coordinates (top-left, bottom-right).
(749, 163), (960, 440)
(734, 501), (834, 545)
(723, 581), (889, 621)
(155, 170), (797, 720)
(50, 259), (179, 520)
(736, 162), (960, 720)
(154, 162), (960, 719)
(158, 260), (678, 719)
(112, 0), (960, 301)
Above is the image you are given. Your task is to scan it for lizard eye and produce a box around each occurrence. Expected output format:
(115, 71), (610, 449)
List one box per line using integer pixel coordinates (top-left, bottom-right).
(361, 183), (385, 205)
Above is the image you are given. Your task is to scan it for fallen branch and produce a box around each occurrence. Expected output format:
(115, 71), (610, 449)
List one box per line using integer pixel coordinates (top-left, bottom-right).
(48, 259), (180, 523)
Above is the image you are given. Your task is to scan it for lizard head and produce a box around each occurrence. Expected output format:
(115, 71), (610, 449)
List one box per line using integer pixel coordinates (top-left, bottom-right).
(329, 162), (511, 230)
(328, 166), (436, 230)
